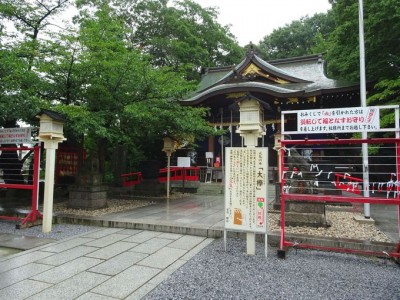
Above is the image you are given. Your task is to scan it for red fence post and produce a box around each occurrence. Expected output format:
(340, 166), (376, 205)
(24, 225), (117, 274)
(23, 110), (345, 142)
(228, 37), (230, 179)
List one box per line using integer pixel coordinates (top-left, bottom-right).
(0, 145), (43, 226)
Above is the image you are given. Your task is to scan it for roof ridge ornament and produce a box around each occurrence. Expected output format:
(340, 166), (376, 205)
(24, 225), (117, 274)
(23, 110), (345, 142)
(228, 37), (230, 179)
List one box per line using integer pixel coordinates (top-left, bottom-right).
(246, 42), (257, 58)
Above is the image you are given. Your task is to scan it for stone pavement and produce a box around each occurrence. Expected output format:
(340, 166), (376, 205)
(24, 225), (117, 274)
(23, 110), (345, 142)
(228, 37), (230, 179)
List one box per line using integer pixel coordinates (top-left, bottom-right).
(0, 227), (214, 299)
(69, 194), (227, 238)
(0, 186), (399, 299)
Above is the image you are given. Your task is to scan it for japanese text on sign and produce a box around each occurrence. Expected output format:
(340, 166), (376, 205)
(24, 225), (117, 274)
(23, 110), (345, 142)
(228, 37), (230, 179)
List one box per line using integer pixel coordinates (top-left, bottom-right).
(225, 147), (268, 233)
(296, 107), (379, 134)
(0, 127), (32, 144)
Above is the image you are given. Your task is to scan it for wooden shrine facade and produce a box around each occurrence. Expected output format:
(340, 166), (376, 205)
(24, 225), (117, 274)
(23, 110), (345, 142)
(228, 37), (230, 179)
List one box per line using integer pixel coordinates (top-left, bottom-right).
(180, 50), (363, 172)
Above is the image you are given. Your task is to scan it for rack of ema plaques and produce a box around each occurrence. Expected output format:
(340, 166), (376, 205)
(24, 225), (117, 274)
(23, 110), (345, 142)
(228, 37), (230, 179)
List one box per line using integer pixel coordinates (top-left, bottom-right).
(0, 145), (42, 228)
(278, 105), (400, 259)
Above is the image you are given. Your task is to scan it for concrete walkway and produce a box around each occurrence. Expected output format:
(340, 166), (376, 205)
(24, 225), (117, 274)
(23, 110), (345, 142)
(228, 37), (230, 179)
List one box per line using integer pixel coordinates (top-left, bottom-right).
(0, 186), (399, 299)
(68, 194), (227, 238)
(0, 227), (214, 299)
(0, 188), (262, 299)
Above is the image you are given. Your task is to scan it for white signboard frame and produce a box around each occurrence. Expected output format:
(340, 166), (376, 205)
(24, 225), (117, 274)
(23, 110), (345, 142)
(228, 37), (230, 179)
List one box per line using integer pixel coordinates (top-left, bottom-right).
(0, 127), (32, 144)
(224, 147), (268, 233)
(177, 157), (191, 167)
(281, 106), (400, 135)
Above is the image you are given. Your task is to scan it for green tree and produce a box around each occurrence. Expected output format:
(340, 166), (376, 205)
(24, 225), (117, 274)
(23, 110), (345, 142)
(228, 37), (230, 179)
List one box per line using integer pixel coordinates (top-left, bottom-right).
(326, 0), (400, 131)
(326, 0), (399, 81)
(46, 3), (214, 173)
(0, 0), (224, 179)
(77, 0), (244, 80)
(0, 48), (43, 127)
(0, 0), (71, 126)
(258, 11), (335, 60)
(0, 0), (71, 69)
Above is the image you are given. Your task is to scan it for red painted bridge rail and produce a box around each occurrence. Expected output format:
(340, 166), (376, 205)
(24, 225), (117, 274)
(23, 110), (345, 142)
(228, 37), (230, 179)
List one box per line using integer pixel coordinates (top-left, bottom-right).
(120, 172), (142, 187)
(158, 166), (200, 183)
(0, 145), (42, 226)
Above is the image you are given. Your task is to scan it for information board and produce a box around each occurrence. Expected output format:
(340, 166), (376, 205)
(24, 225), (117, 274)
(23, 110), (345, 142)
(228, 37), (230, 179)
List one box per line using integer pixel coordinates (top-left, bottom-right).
(225, 147), (268, 233)
(177, 157), (191, 167)
(0, 127), (32, 144)
(293, 107), (380, 134)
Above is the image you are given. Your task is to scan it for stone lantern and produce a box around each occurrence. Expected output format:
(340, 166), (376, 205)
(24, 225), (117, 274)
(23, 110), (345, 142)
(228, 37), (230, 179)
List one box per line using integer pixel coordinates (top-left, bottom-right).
(36, 109), (66, 233)
(38, 110), (65, 141)
(162, 136), (177, 199)
(162, 136), (177, 154)
(236, 97), (265, 147)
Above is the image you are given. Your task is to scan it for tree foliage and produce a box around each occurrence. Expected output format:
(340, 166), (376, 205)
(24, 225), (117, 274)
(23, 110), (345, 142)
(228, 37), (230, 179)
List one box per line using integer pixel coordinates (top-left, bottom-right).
(257, 0), (399, 131)
(1, 0), (232, 174)
(0, 0), (71, 68)
(0, 48), (43, 127)
(0, 0), (71, 127)
(326, 0), (400, 82)
(77, 0), (244, 80)
(258, 11), (335, 60)
(326, 0), (400, 131)
(48, 3), (215, 164)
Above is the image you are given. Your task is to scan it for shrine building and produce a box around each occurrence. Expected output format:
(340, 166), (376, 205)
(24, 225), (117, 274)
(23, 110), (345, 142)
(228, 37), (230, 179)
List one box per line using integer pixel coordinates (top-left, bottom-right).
(180, 49), (363, 176)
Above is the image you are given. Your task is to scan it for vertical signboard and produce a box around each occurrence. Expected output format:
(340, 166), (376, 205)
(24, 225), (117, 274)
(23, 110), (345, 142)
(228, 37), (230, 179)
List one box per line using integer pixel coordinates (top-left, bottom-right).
(225, 147), (268, 233)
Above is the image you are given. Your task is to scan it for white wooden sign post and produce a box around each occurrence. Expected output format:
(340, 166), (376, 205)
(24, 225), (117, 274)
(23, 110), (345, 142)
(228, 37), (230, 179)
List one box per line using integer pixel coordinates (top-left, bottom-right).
(225, 97), (268, 256)
(224, 147), (268, 256)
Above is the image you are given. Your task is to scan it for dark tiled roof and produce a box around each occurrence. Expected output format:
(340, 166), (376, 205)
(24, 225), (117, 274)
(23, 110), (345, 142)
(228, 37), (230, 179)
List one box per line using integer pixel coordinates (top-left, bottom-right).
(37, 109), (66, 122)
(183, 53), (359, 104)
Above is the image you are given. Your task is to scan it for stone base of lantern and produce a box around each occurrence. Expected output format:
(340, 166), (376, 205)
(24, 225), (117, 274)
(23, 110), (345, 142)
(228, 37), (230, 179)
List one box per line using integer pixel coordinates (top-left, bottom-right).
(279, 200), (329, 228)
(68, 185), (108, 210)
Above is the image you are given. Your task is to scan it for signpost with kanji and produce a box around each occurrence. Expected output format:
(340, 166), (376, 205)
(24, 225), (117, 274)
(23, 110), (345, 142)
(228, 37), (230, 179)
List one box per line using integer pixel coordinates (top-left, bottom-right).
(224, 147), (268, 255)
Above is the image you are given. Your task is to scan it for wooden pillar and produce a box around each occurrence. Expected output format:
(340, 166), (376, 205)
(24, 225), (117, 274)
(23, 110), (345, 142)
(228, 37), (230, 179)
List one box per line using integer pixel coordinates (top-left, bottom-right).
(208, 136), (214, 153)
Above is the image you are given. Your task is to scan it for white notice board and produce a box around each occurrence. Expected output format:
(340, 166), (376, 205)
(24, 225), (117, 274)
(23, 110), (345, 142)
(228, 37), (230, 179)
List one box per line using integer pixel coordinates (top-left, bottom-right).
(224, 147), (268, 233)
(177, 157), (191, 167)
(0, 127), (32, 144)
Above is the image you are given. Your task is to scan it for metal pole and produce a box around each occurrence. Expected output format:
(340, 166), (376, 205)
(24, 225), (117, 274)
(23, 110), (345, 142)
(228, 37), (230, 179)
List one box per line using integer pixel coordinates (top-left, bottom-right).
(359, 0), (370, 218)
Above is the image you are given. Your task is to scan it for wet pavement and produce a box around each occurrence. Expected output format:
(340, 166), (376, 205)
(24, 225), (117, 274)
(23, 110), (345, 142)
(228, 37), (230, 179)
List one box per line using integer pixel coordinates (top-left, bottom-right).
(0, 227), (214, 299)
(0, 185), (399, 299)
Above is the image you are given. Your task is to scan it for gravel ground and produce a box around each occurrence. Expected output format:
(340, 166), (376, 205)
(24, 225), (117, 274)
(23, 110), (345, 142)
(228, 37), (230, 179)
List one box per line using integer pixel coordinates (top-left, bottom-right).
(52, 198), (155, 217)
(144, 238), (400, 300)
(268, 210), (392, 243)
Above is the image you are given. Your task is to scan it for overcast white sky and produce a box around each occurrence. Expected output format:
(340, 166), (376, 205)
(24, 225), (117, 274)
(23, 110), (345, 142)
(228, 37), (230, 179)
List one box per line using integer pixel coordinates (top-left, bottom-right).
(192, 0), (332, 45)
(56, 0), (331, 46)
